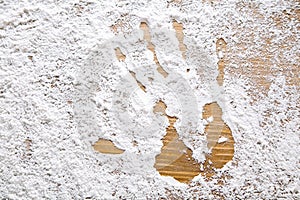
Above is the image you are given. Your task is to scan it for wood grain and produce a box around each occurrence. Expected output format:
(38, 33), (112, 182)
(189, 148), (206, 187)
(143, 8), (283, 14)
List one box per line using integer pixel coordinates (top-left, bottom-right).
(154, 101), (202, 183)
(202, 102), (234, 171)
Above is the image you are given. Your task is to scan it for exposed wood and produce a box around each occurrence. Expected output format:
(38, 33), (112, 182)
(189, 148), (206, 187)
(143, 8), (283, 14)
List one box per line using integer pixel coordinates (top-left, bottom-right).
(140, 22), (169, 78)
(114, 47), (126, 62)
(202, 102), (234, 174)
(93, 139), (125, 154)
(173, 20), (187, 59)
(216, 38), (227, 86)
(154, 101), (201, 183)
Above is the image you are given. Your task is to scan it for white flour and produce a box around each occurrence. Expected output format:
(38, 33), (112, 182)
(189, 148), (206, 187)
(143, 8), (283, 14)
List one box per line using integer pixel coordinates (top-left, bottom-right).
(0, 0), (299, 199)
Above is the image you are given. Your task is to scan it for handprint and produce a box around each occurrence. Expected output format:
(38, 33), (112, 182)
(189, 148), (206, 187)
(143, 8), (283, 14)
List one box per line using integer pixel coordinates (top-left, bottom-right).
(78, 19), (235, 183)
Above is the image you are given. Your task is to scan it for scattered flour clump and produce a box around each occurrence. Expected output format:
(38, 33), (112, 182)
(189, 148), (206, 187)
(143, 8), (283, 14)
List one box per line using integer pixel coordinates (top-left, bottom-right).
(217, 136), (228, 144)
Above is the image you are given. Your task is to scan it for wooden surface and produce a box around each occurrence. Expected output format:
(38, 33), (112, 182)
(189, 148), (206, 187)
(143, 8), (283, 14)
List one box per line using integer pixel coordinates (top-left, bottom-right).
(94, 139), (125, 154)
